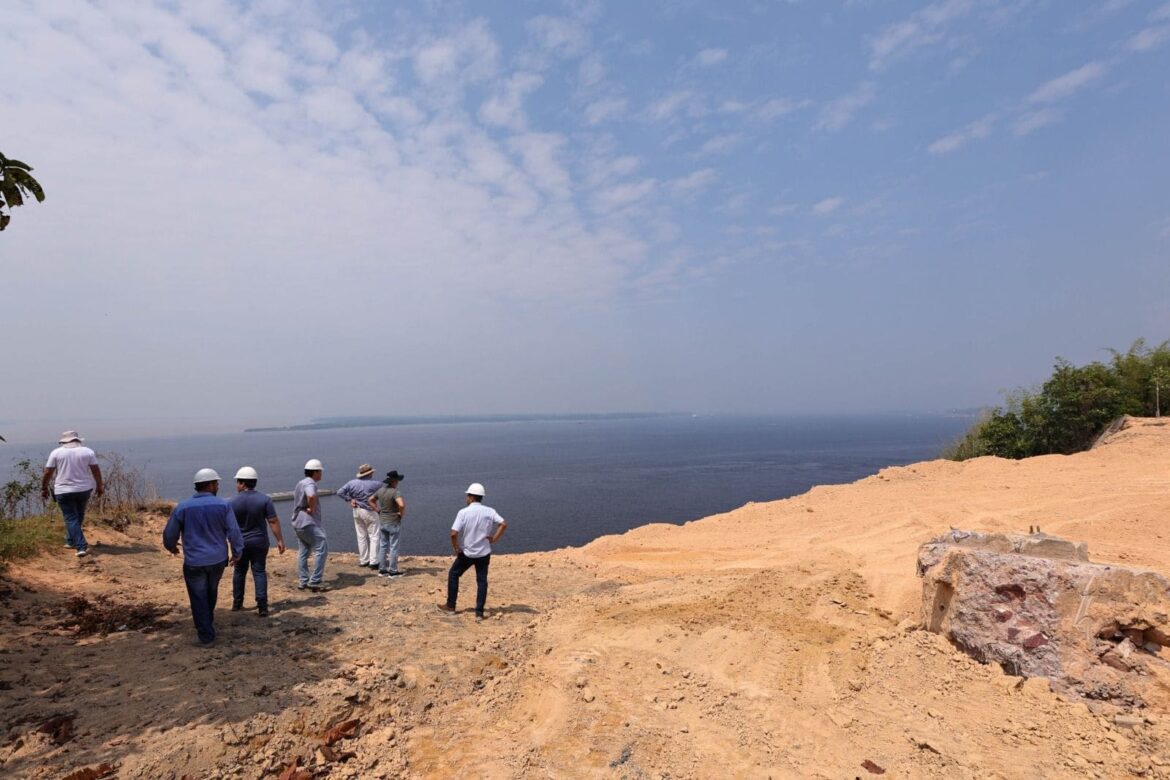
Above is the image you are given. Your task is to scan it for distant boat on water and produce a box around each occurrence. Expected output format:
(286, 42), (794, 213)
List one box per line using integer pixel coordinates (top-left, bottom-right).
(269, 488), (336, 502)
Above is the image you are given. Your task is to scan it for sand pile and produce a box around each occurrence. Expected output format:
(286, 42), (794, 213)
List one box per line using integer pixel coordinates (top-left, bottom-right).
(3, 417), (1170, 778)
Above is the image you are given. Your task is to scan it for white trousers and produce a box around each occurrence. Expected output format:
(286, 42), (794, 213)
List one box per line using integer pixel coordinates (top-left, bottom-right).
(353, 507), (380, 564)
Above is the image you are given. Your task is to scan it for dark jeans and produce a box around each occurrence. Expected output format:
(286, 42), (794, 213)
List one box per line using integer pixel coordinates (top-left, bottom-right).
(56, 489), (92, 551)
(446, 552), (490, 616)
(232, 540), (270, 604)
(183, 560), (226, 643)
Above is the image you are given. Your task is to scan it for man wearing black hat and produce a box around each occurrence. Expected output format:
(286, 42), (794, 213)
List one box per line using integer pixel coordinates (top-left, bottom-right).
(370, 470), (406, 577)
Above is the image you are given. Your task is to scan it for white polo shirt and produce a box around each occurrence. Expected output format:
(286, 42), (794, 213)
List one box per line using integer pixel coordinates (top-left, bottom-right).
(45, 443), (98, 495)
(452, 502), (504, 558)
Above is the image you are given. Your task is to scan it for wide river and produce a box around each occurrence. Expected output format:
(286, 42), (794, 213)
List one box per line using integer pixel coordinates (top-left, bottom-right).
(4, 414), (971, 556)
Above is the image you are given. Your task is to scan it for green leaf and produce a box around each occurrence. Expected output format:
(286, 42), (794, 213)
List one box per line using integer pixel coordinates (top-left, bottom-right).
(0, 180), (23, 208)
(2, 159), (32, 172)
(0, 212), (9, 231)
(8, 169), (45, 202)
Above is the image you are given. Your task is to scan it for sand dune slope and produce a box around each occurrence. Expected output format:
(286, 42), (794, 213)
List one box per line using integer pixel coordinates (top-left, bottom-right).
(3, 418), (1170, 779)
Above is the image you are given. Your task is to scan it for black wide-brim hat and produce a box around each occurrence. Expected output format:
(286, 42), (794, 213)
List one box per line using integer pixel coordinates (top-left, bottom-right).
(385, 470), (405, 481)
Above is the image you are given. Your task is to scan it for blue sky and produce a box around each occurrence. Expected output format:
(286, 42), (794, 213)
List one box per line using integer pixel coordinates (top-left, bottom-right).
(1, 0), (1168, 438)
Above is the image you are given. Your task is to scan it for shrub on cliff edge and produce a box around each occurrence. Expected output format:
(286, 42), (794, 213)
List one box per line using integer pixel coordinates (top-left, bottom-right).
(946, 339), (1170, 460)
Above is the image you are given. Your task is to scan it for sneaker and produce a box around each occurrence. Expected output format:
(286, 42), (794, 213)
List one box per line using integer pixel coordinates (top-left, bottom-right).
(475, 614), (484, 623)
(75, 549), (89, 558)
(193, 638), (216, 648)
(377, 570), (391, 578)
(387, 570), (404, 578)
(63, 544), (75, 549)
(437, 604), (455, 614)
(308, 584), (330, 593)
(297, 582), (308, 591)
(367, 563), (380, 570)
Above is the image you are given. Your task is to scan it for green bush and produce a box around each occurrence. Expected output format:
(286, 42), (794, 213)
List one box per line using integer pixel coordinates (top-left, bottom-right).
(0, 514), (62, 565)
(948, 339), (1170, 460)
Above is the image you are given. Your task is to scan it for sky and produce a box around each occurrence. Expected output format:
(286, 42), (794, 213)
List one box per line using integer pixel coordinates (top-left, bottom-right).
(1, 0), (1168, 441)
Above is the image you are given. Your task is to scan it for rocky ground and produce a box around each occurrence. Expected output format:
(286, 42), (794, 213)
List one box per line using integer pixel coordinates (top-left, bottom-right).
(4, 417), (1170, 778)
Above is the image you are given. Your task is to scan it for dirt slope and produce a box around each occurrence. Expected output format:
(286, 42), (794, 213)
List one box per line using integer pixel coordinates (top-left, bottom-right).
(4, 417), (1170, 779)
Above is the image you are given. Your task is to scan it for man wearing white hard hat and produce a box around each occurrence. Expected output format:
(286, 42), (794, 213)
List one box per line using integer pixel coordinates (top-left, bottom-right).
(40, 431), (104, 558)
(229, 466), (285, 617)
(292, 459), (329, 592)
(439, 482), (507, 621)
(163, 469), (245, 647)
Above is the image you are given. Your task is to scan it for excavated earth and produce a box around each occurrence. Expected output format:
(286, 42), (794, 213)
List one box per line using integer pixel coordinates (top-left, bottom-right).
(3, 417), (1170, 779)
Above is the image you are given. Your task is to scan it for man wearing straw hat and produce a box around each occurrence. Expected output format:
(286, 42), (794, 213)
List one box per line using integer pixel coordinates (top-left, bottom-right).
(336, 463), (384, 570)
(41, 431), (104, 558)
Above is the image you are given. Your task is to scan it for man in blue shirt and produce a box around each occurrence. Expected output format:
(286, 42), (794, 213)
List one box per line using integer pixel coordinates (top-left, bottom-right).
(163, 468), (245, 647)
(293, 459), (329, 592)
(229, 466), (285, 617)
(336, 463), (384, 569)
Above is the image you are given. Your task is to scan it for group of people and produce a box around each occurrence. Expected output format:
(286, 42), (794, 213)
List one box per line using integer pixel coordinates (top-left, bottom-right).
(41, 432), (507, 648)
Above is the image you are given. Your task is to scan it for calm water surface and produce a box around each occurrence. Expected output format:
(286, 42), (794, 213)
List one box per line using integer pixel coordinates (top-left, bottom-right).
(5, 415), (971, 556)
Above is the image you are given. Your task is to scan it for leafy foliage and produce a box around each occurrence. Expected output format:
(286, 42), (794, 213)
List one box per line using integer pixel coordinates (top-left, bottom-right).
(0, 150), (47, 231)
(945, 339), (1170, 460)
(2, 459), (48, 520)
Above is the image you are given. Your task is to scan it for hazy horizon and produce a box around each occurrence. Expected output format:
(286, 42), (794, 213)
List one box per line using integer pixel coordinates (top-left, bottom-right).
(0, 407), (983, 446)
(2, 1), (1167, 432)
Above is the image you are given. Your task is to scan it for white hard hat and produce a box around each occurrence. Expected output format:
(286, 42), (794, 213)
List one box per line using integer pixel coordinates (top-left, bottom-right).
(304, 459), (324, 471)
(466, 482), (485, 497)
(194, 468), (221, 483)
(235, 466), (259, 481)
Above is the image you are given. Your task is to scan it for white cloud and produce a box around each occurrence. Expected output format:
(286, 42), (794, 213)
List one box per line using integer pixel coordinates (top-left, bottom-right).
(526, 15), (588, 58)
(699, 133), (745, 155)
(696, 48), (728, 66)
(756, 97), (807, 121)
(869, 0), (976, 70)
(414, 20), (500, 86)
(578, 54), (605, 86)
(670, 168), (717, 197)
(812, 196), (844, 215)
(593, 179), (658, 212)
(815, 82), (875, 132)
(1013, 108), (1060, 136)
(1028, 61), (1106, 104)
(478, 71), (543, 129)
(928, 112), (997, 155)
(509, 132), (571, 198)
(1152, 2), (1170, 21)
(646, 90), (700, 122)
(584, 95), (628, 125)
(1126, 25), (1170, 52)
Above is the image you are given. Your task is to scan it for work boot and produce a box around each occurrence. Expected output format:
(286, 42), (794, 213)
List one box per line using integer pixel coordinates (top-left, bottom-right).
(231, 599), (243, 611)
(257, 600), (269, 617)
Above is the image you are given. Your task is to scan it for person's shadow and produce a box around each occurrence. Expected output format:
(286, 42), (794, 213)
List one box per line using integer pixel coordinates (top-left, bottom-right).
(328, 571), (369, 591)
(491, 603), (539, 615)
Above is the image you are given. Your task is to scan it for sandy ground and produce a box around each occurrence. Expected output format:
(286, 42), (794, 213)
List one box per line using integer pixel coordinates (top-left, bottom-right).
(4, 418), (1170, 779)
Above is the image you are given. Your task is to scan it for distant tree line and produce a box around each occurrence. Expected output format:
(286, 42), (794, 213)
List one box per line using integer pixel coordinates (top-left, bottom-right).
(946, 339), (1170, 461)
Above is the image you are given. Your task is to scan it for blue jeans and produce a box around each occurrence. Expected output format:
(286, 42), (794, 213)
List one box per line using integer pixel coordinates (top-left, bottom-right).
(446, 553), (490, 617)
(295, 524), (328, 586)
(232, 540), (270, 604)
(183, 560), (226, 643)
(378, 520), (402, 573)
(56, 489), (92, 551)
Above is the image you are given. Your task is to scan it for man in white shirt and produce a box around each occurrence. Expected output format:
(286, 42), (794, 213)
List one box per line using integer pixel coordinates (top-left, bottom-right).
(40, 431), (104, 558)
(438, 482), (507, 621)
